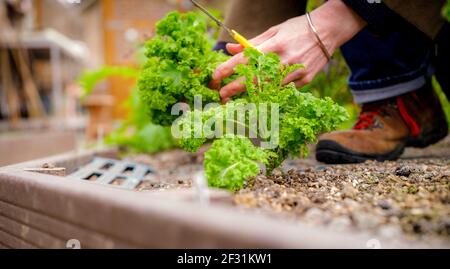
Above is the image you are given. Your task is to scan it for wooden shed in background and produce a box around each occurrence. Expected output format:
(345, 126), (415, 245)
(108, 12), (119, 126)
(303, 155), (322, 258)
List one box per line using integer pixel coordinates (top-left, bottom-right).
(32, 0), (225, 120)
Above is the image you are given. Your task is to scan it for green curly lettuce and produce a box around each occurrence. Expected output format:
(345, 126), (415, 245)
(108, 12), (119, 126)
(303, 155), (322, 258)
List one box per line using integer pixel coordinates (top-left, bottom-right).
(177, 48), (348, 190)
(139, 12), (347, 191)
(174, 99), (253, 152)
(204, 134), (275, 191)
(138, 11), (229, 126)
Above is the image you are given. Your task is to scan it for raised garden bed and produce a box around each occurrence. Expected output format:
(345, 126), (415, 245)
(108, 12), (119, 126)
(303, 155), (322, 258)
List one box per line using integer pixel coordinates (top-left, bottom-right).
(0, 130), (77, 167)
(1, 135), (450, 249)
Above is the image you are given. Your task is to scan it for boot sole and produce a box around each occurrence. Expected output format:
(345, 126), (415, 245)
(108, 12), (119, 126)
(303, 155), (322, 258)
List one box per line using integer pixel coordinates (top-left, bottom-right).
(315, 140), (405, 164)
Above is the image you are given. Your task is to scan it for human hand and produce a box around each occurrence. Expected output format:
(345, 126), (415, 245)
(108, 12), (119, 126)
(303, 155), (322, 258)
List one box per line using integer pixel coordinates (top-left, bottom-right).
(210, 0), (366, 102)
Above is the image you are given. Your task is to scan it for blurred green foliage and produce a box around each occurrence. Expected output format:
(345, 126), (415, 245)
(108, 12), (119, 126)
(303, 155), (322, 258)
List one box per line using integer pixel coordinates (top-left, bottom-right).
(433, 77), (450, 127)
(78, 66), (177, 153)
(105, 87), (177, 153)
(306, 0), (325, 12)
(444, 0), (450, 21)
(78, 66), (138, 99)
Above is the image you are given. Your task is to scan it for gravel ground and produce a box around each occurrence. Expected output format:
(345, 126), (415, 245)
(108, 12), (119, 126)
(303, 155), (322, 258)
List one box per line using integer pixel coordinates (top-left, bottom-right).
(129, 136), (450, 246)
(235, 159), (449, 245)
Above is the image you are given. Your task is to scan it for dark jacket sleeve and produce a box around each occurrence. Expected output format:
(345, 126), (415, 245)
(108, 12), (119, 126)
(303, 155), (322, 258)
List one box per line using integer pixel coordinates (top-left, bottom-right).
(343, 0), (446, 39)
(341, 0), (399, 33)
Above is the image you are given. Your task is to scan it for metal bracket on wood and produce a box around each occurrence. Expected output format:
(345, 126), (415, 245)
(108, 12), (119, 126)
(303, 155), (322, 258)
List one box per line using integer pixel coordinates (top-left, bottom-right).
(68, 157), (154, 190)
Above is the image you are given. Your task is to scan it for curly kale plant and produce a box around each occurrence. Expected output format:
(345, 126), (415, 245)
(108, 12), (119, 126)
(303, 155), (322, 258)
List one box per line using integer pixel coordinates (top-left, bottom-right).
(140, 11), (348, 191)
(176, 48), (348, 190)
(138, 11), (229, 126)
(204, 135), (275, 191)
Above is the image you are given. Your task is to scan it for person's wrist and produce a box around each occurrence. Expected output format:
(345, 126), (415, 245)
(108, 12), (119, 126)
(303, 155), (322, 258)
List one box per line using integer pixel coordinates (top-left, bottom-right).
(310, 0), (366, 54)
(305, 12), (332, 61)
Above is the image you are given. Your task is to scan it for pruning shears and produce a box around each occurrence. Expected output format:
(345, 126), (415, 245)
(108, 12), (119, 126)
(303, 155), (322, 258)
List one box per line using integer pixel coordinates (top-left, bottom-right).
(190, 0), (254, 49)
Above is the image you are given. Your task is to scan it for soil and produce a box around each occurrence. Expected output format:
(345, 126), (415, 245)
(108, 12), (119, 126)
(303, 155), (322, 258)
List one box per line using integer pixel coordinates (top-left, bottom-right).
(129, 136), (450, 246)
(125, 146), (206, 191)
(236, 159), (449, 244)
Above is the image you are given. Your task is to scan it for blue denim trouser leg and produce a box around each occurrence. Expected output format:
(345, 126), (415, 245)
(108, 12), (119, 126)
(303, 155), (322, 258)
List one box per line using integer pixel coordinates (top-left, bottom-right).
(341, 27), (434, 104)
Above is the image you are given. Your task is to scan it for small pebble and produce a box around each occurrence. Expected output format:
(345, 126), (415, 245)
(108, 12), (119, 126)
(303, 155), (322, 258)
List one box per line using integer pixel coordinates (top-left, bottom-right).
(395, 165), (413, 177)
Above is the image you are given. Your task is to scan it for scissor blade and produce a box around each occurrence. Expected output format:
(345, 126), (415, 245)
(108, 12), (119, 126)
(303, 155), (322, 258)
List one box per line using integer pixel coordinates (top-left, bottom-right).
(190, 0), (227, 29)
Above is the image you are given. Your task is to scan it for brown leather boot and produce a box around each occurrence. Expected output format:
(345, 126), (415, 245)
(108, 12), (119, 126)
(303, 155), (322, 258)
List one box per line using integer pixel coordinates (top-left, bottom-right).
(316, 83), (449, 164)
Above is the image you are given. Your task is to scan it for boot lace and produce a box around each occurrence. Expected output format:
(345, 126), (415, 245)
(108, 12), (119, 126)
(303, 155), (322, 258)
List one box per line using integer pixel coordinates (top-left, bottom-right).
(353, 103), (383, 130)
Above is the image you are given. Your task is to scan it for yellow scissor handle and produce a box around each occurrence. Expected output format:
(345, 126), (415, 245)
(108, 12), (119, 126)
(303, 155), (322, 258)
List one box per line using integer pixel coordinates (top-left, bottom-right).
(231, 29), (254, 48)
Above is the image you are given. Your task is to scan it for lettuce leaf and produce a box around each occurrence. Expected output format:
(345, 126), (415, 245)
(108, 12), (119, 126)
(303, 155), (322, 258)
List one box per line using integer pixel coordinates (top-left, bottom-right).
(204, 134), (274, 191)
(138, 12), (229, 126)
